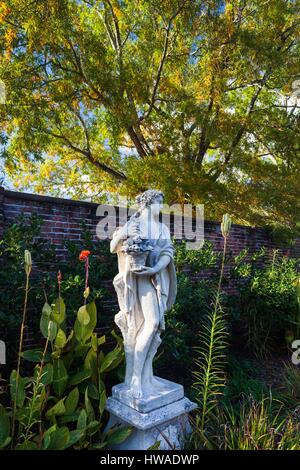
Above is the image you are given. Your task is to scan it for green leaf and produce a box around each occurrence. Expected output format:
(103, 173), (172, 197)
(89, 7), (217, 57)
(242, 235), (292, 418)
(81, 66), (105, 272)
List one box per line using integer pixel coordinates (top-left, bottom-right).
(111, 329), (123, 347)
(42, 302), (52, 317)
(86, 420), (100, 436)
(39, 363), (53, 386)
(91, 442), (107, 449)
(77, 305), (90, 326)
(74, 301), (97, 343)
(148, 441), (161, 450)
(46, 399), (66, 418)
(64, 387), (79, 414)
(10, 370), (25, 408)
(0, 437), (11, 449)
(84, 387), (94, 422)
(100, 347), (123, 373)
(0, 405), (10, 449)
(43, 424), (57, 449)
(99, 389), (106, 415)
(77, 409), (87, 430)
(53, 359), (68, 397)
(91, 333), (98, 351)
(87, 382), (99, 400)
(22, 348), (51, 362)
(52, 297), (66, 325)
(40, 302), (52, 338)
(47, 427), (70, 450)
(59, 412), (80, 424)
(55, 328), (67, 349)
(64, 429), (85, 449)
(68, 369), (92, 387)
(107, 426), (133, 446)
(84, 348), (97, 379)
(47, 320), (58, 341)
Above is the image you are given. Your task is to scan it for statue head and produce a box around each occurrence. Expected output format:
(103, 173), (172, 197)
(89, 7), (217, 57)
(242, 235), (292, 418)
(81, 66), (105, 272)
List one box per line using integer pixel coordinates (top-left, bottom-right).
(135, 189), (164, 217)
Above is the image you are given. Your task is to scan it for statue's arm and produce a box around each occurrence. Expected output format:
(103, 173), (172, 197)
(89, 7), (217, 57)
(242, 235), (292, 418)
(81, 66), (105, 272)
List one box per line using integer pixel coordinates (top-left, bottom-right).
(152, 254), (171, 274)
(132, 254), (171, 276)
(110, 227), (127, 253)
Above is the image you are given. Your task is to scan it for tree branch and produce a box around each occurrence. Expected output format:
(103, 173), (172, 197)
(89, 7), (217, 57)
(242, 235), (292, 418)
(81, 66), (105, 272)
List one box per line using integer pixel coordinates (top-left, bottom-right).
(139, 1), (187, 123)
(48, 130), (126, 180)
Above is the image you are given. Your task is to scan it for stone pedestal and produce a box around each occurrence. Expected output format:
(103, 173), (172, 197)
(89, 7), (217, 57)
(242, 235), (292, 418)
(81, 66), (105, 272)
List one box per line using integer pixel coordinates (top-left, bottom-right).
(105, 377), (197, 450)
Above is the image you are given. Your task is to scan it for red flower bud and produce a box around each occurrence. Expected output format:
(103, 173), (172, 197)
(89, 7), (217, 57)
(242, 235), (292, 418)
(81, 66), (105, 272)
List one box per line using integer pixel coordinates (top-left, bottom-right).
(79, 250), (91, 261)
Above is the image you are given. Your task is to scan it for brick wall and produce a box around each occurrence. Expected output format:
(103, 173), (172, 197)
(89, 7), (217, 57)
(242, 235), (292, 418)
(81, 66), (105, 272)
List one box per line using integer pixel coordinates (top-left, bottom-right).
(1, 187), (300, 259)
(1, 186), (300, 351)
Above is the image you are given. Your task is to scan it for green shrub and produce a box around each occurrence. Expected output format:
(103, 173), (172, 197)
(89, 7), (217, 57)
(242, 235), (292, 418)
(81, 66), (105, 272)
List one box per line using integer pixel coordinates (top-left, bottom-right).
(158, 241), (220, 384)
(1, 250), (129, 450)
(0, 214), (56, 345)
(231, 248), (300, 357)
(0, 216), (118, 356)
(222, 355), (267, 406)
(51, 222), (118, 322)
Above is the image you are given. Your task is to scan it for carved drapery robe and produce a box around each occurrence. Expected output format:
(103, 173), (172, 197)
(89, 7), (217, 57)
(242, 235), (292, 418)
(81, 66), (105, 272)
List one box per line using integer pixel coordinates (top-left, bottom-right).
(112, 222), (177, 350)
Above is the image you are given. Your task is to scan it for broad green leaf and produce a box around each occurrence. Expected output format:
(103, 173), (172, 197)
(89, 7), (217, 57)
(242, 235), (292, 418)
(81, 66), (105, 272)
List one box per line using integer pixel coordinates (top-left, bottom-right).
(100, 347), (123, 373)
(148, 441), (161, 450)
(77, 409), (87, 430)
(59, 412), (80, 424)
(0, 437), (11, 449)
(99, 389), (106, 415)
(10, 370), (25, 408)
(74, 302), (97, 343)
(91, 442), (107, 449)
(77, 305), (90, 326)
(22, 348), (51, 362)
(64, 387), (79, 414)
(64, 429), (85, 449)
(47, 320), (58, 341)
(47, 427), (70, 450)
(107, 426), (133, 446)
(38, 363), (53, 386)
(55, 328), (67, 349)
(86, 420), (100, 436)
(52, 297), (66, 325)
(87, 382), (99, 400)
(84, 387), (94, 422)
(68, 369), (92, 387)
(43, 424), (57, 449)
(53, 359), (68, 397)
(42, 302), (52, 317)
(84, 348), (97, 379)
(46, 399), (66, 418)
(40, 302), (52, 338)
(91, 333), (98, 351)
(111, 329), (123, 347)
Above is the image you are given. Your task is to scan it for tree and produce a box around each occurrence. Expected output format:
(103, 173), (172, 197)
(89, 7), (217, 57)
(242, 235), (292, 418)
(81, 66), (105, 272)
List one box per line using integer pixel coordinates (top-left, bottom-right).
(0, 0), (300, 233)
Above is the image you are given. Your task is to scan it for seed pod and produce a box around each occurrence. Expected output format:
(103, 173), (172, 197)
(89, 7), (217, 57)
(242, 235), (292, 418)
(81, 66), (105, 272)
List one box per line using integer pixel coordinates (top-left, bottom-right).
(24, 250), (32, 276)
(221, 213), (232, 238)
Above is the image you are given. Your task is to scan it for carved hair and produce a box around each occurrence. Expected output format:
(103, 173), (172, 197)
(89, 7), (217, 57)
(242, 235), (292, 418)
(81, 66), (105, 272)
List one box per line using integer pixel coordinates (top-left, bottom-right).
(135, 189), (164, 209)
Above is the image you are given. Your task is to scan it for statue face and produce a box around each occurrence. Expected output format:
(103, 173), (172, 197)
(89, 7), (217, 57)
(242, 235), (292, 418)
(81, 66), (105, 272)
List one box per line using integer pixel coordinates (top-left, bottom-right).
(150, 196), (163, 217)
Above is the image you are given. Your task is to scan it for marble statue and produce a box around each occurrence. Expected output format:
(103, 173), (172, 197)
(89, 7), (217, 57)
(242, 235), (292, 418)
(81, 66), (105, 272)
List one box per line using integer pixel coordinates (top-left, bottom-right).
(110, 189), (177, 399)
(106, 189), (197, 449)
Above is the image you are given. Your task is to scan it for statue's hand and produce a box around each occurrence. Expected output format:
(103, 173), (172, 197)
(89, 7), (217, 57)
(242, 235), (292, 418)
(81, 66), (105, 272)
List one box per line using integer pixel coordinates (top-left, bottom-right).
(131, 266), (157, 276)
